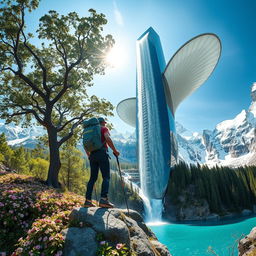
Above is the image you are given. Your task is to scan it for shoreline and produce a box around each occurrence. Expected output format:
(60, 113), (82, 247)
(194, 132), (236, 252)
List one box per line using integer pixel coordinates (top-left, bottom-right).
(161, 213), (256, 226)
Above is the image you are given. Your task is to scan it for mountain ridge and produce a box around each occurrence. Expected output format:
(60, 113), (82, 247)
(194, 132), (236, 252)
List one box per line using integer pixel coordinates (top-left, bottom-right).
(0, 83), (255, 167)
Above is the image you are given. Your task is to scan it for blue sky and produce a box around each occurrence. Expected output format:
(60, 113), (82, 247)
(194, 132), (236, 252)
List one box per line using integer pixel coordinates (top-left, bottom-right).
(25, 0), (256, 133)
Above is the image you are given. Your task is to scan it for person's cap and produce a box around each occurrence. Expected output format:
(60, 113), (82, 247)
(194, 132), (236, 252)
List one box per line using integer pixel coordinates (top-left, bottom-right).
(98, 117), (106, 123)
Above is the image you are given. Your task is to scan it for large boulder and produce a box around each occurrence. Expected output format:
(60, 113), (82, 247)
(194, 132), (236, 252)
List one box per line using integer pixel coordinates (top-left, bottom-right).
(61, 228), (98, 256)
(238, 227), (256, 256)
(62, 207), (171, 256)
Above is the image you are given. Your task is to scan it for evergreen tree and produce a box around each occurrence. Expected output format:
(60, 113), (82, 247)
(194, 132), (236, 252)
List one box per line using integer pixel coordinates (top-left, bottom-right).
(28, 157), (49, 179)
(59, 142), (87, 194)
(0, 133), (13, 165)
(10, 147), (28, 172)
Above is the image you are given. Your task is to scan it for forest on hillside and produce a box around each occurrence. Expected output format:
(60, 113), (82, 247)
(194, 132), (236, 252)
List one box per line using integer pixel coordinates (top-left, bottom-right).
(166, 162), (256, 217)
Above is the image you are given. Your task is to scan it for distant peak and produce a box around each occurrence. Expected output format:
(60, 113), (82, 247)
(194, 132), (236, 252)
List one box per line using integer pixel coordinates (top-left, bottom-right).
(252, 82), (256, 92)
(251, 82), (256, 102)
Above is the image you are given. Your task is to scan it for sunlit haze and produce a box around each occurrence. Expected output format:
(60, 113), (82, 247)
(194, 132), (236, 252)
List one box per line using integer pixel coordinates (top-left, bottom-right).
(106, 45), (128, 68)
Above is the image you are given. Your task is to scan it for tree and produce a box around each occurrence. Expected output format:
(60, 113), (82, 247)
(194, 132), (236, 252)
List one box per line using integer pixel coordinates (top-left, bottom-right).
(0, 133), (13, 165)
(28, 157), (49, 179)
(59, 141), (87, 193)
(10, 146), (28, 172)
(0, 0), (115, 187)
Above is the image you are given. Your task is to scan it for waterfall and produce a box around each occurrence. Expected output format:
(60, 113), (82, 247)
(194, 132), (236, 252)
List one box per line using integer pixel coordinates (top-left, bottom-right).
(139, 189), (166, 224)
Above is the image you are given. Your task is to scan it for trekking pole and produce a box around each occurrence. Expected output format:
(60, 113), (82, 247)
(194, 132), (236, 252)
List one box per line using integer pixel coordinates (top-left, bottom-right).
(115, 155), (130, 216)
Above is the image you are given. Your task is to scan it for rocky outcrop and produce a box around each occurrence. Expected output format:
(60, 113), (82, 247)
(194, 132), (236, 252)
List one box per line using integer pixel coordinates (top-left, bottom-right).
(238, 227), (256, 256)
(62, 207), (171, 256)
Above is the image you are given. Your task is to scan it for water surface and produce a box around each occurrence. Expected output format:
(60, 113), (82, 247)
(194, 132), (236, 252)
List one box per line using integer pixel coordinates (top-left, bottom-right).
(149, 217), (256, 256)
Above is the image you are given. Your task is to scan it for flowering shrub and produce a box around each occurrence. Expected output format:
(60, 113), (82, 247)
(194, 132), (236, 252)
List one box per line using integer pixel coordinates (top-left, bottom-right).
(13, 211), (71, 256)
(97, 241), (133, 256)
(96, 234), (136, 256)
(0, 173), (137, 256)
(0, 173), (84, 254)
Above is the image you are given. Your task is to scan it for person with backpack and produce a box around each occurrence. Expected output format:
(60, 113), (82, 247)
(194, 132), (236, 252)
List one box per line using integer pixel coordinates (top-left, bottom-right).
(83, 117), (120, 208)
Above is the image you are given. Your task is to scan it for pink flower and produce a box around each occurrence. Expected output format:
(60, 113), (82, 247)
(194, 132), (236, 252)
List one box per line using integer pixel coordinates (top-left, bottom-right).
(116, 243), (124, 250)
(16, 248), (23, 253)
(34, 245), (40, 250)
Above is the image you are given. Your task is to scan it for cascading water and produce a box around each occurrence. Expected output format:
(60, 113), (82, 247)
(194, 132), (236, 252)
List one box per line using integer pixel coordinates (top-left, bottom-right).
(139, 189), (166, 224)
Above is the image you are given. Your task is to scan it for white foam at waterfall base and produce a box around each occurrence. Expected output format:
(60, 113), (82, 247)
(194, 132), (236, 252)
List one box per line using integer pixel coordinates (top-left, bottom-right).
(139, 190), (167, 224)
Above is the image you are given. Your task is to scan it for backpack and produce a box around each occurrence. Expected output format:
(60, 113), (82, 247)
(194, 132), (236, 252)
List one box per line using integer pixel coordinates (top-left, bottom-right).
(83, 118), (104, 152)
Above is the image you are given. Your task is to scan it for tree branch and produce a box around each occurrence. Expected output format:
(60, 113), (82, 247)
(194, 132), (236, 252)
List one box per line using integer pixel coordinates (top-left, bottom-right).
(9, 107), (44, 125)
(22, 31), (49, 96)
(50, 27), (92, 106)
(53, 38), (67, 68)
(15, 71), (46, 100)
(54, 105), (70, 129)
(58, 119), (83, 147)
(31, 91), (46, 115)
(57, 108), (93, 132)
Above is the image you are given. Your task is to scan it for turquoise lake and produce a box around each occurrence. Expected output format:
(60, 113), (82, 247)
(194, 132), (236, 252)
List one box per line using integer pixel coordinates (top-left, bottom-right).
(149, 217), (256, 256)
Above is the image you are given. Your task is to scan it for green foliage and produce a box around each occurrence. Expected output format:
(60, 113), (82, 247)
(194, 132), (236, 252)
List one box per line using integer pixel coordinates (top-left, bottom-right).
(0, 133), (13, 165)
(0, 0), (115, 187)
(96, 234), (136, 256)
(10, 146), (29, 172)
(28, 157), (49, 179)
(59, 141), (88, 194)
(97, 241), (131, 256)
(166, 162), (256, 214)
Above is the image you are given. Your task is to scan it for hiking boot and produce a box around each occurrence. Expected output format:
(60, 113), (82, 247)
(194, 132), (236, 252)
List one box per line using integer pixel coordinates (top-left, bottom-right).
(84, 200), (97, 208)
(99, 198), (114, 208)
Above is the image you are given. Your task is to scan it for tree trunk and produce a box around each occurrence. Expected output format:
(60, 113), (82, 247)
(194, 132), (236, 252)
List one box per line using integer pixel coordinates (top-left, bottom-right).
(46, 127), (61, 188)
(67, 156), (71, 191)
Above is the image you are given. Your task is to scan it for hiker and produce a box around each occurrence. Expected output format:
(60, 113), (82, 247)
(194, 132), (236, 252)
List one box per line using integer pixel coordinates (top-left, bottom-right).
(84, 117), (120, 208)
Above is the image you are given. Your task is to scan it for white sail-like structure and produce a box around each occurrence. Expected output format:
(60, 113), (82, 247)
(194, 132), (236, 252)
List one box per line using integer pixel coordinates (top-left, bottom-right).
(163, 33), (221, 113)
(116, 98), (136, 128)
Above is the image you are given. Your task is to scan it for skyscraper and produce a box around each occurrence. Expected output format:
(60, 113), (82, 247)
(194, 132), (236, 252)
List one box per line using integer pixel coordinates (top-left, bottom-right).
(117, 27), (221, 199)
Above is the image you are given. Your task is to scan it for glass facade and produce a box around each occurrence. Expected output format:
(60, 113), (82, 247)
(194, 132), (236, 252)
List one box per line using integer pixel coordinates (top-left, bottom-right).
(136, 27), (176, 199)
(117, 28), (221, 200)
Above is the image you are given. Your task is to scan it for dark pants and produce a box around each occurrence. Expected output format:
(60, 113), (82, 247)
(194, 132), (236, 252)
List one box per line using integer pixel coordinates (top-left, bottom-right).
(86, 148), (110, 200)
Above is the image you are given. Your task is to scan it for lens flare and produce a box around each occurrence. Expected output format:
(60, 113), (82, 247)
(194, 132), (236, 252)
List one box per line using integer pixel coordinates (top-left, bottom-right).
(105, 46), (127, 68)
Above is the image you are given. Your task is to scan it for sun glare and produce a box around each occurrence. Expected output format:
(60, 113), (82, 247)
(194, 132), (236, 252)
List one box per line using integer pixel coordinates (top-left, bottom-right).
(105, 45), (127, 68)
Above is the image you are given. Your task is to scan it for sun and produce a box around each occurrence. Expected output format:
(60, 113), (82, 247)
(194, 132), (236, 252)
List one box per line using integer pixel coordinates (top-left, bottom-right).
(105, 45), (127, 68)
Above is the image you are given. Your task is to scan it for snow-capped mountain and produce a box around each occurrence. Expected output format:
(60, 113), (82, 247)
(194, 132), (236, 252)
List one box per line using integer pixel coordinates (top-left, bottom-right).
(0, 83), (255, 167)
(0, 123), (45, 148)
(177, 83), (256, 167)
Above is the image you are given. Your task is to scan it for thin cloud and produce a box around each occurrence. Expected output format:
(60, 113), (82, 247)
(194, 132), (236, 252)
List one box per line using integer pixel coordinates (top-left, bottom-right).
(113, 0), (124, 26)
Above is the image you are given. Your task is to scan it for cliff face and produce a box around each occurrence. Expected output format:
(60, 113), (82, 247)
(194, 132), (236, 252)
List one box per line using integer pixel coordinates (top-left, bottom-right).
(62, 207), (171, 256)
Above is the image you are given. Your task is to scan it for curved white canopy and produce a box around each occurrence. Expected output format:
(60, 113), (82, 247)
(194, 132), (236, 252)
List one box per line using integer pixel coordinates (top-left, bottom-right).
(116, 97), (136, 127)
(117, 33), (221, 127)
(164, 33), (221, 113)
